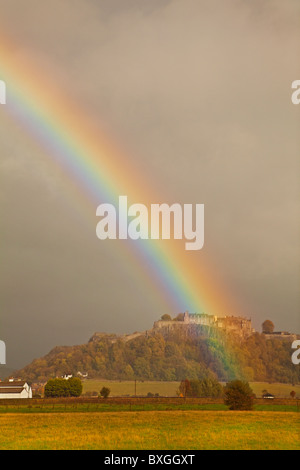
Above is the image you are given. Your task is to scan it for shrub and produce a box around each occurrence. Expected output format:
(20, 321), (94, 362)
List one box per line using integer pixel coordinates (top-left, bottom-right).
(189, 378), (223, 398)
(100, 386), (110, 398)
(224, 380), (254, 410)
(68, 377), (83, 397)
(44, 378), (70, 398)
(44, 377), (82, 398)
(177, 377), (223, 398)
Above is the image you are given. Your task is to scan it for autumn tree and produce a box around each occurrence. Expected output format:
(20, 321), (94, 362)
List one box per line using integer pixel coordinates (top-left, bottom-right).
(161, 314), (172, 321)
(262, 320), (274, 334)
(174, 313), (184, 321)
(178, 379), (191, 397)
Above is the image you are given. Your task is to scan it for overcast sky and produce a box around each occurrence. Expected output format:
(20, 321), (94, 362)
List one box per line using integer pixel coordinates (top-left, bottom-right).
(0, 0), (299, 369)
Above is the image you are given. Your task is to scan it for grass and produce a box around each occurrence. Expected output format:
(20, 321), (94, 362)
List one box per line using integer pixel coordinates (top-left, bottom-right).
(82, 379), (180, 397)
(1, 380), (298, 450)
(82, 379), (300, 398)
(0, 410), (298, 450)
(0, 401), (298, 413)
(247, 382), (300, 398)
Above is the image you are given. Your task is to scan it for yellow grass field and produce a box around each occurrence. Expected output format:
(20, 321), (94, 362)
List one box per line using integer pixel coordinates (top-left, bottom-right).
(0, 411), (299, 450)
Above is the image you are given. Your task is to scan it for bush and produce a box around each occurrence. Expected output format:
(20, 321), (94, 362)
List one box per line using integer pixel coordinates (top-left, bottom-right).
(44, 378), (70, 398)
(189, 378), (223, 398)
(224, 380), (254, 410)
(100, 386), (110, 398)
(68, 377), (83, 397)
(177, 377), (223, 398)
(44, 377), (82, 398)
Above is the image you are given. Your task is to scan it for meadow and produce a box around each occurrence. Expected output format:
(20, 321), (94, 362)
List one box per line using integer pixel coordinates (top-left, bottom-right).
(0, 410), (298, 450)
(1, 380), (298, 450)
(82, 379), (300, 398)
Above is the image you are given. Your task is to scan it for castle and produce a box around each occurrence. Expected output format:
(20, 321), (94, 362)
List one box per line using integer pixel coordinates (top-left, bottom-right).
(153, 311), (255, 339)
(89, 311), (256, 344)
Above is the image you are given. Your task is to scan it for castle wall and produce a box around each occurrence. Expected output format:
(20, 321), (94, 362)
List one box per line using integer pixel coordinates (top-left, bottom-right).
(153, 312), (254, 339)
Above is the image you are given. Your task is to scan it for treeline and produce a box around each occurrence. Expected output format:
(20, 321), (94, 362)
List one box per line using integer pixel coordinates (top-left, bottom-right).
(44, 377), (82, 398)
(14, 331), (299, 384)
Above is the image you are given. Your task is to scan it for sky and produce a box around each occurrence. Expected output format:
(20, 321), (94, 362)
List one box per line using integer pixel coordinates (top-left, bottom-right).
(0, 0), (299, 370)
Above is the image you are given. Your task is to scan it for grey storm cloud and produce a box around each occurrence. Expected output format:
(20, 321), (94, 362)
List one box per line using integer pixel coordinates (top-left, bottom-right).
(0, 0), (299, 369)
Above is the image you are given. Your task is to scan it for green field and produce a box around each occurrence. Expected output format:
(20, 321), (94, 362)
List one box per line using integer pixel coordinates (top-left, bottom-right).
(0, 400), (298, 414)
(1, 380), (298, 450)
(0, 410), (298, 450)
(82, 379), (300, 398)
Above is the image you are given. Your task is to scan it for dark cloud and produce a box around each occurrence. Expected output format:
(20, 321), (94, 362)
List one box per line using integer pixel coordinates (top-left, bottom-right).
(0, 0), (299, 368)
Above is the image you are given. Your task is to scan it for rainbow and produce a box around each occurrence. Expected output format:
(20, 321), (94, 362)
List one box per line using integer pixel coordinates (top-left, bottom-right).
(0, 31), (241, 317)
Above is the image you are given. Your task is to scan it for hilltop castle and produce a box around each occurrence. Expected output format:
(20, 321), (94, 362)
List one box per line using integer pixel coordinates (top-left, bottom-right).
(89, 311), (255, 344)
(153, 311), (255, 339)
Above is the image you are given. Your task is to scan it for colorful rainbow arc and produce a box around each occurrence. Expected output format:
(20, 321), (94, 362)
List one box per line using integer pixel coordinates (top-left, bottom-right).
(0, 33), (240, 317)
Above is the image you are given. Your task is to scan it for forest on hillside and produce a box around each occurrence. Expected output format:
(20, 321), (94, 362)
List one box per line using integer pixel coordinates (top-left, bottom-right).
(14, 330), (299, 385)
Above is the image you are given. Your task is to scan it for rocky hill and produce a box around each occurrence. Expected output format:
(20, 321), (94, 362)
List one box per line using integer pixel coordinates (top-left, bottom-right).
(10, 313), (300, 385)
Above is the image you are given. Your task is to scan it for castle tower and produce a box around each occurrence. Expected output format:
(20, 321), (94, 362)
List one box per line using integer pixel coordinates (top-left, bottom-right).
(183, 311), (189, 323)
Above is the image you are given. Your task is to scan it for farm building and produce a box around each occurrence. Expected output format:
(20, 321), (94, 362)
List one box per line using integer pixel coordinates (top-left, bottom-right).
(0, 380), (32, 399)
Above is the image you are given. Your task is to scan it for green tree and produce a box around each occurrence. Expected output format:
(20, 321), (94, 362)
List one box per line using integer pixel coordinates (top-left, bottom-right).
(124, 364), (134, 379)
(100, 386), (110, 398)
(44, 378), (70, 398)
(224, 380), (254, 410)
(68, 377), (82, 397)
(188, 378), (223, 398)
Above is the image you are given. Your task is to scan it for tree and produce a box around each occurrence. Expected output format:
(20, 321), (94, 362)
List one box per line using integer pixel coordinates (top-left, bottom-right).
(161, 314), (172, 321)
(100, 386), (110, 398)
(174, 313), (184, 321)
(262, 320), (274, 334)
(124, 364), (134, 379)
(188, 378), (223, 398)
(178, 379), (191, 397)
(44, 378), (70, 398)
(68, 377), (82, 397)
(224, 380), (254, 410)
(44, 377), (82, 398)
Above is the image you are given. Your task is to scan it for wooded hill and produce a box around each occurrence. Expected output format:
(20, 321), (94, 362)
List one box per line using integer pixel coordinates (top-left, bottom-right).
(13, 325), (299, 385)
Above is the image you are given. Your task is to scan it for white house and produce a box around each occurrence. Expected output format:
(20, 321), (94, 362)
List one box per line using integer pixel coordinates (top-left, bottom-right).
(0, 380), (32, 399)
